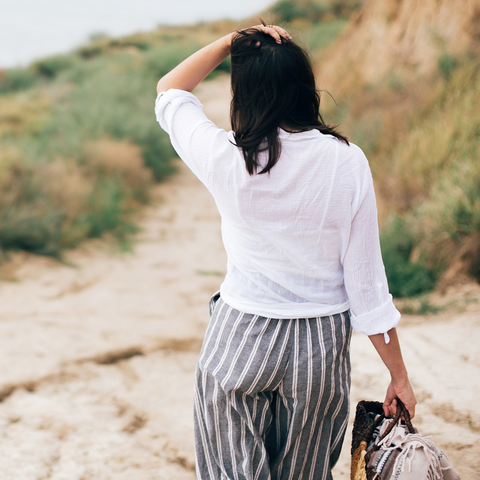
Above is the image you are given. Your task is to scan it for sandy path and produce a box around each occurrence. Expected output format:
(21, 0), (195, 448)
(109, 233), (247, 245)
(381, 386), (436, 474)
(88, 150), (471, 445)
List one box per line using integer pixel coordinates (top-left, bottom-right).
(0, 76), (479, 479)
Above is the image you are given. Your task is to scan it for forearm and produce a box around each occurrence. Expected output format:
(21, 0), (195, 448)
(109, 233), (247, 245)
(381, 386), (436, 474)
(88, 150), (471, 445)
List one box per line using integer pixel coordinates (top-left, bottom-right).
(369, 328), (408, 382)
(369, 327), (416, 417)
(156, 33), (234, 94)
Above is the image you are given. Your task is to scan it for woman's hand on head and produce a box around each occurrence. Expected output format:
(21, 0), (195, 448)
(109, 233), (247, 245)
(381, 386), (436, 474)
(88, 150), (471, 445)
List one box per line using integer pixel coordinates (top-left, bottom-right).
(237, 25), (292, 44)
(156, 24), (290, 94)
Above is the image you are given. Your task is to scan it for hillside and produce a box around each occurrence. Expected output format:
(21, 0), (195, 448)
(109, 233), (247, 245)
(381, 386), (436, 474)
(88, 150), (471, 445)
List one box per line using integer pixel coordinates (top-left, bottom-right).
(315, 0), (480, 297)
(320, 0), (480, 92)
(0, 22), (236, 258)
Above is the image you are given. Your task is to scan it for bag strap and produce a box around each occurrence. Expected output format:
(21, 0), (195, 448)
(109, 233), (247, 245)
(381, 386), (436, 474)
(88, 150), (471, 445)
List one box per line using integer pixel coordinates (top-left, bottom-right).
(366, 398), (415, 443)
(397, 398), (415, 434)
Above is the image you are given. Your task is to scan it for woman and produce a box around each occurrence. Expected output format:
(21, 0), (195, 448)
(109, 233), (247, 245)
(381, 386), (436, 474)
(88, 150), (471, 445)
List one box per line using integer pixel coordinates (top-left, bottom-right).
(155, 25), (416, 480)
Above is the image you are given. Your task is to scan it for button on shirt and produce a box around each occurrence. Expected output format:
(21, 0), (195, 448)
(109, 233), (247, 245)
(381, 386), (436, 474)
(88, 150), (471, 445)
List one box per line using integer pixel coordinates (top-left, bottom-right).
(155, 89), (400, 336)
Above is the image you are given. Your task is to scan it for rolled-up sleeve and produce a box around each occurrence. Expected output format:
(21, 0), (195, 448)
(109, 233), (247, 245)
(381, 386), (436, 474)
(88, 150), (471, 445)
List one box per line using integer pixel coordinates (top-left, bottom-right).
(343, 163), (401, 336)
(155, 89), (232, 185)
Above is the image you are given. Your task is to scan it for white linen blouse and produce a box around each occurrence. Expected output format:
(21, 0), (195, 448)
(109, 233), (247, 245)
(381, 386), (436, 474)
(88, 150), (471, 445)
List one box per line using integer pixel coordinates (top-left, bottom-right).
(155, 89), (400, 337)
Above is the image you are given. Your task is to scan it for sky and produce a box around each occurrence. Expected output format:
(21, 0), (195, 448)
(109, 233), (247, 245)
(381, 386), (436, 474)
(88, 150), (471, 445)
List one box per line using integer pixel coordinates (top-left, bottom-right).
(0, 0), (276, 68)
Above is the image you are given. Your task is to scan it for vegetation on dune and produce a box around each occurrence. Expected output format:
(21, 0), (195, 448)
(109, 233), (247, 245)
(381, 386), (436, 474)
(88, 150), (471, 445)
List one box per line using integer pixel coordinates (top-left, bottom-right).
(0, 23), (236, 257)
(269, 0), (363, 23)
(324, 51), (480, 296)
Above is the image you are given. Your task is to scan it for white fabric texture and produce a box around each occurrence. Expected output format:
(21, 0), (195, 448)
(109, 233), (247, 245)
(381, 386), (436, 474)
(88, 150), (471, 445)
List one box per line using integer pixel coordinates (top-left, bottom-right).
(155, 89), (400, 336)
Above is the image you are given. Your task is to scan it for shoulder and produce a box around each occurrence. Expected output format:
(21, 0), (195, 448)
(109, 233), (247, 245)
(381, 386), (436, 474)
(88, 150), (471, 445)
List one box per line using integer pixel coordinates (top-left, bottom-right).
(336, 139), (367, 161)
(334, 139), (370, 174)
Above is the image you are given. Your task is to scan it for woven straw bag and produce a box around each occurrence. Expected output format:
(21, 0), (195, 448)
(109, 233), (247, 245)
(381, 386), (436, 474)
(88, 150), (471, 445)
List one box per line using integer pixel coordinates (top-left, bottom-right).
(350, 398), (460, 480)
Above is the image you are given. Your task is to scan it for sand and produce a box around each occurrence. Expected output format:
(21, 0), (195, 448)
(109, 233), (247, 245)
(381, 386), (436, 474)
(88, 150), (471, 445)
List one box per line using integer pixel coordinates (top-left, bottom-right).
(0, 76), (479, 479)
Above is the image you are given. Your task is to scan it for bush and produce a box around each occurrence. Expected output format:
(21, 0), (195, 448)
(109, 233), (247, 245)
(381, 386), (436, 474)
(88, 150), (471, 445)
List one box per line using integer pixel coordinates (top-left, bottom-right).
(0, 68), (39, 94)
(34, 54), (77, 78)
(37, 65), (176, 181)
(272, 0), (313, 22)
(0, 26), (235, 257)
(303, 19), (348, 50)
(83, 139), (153, 203)
(380, 217), (437, 297)
(0, 138), (152, 256)
(270, 0), (361, 23)
(0, 156), (67, 255)
(81, 177), (127, 238)
(410, 161), (480, 277)
(144, 45), (199, 79)
(438, 53), (457, 79)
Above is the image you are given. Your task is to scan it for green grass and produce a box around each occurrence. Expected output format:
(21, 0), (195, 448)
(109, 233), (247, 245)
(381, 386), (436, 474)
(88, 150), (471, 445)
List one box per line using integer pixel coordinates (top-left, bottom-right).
(0, 31), (213, 257)
(270, 0), (361, 23)
(302, 19), (348, 51)
(0, 68), (40, 93)
(380, 216), (437, 297)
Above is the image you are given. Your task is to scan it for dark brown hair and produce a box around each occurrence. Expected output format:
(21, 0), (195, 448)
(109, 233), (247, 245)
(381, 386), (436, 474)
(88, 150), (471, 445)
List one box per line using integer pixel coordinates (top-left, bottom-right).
(230, 28), (349, 175)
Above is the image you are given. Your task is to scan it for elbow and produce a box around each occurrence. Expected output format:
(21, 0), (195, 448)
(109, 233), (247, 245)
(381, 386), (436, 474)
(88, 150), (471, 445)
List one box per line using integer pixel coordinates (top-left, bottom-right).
(156, 78), (166, 95)
(157, 75), (173, 94)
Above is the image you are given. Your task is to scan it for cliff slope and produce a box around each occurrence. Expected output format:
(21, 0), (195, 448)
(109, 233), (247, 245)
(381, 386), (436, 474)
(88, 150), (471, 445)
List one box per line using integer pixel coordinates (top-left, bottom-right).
(319, 0), (480, 91)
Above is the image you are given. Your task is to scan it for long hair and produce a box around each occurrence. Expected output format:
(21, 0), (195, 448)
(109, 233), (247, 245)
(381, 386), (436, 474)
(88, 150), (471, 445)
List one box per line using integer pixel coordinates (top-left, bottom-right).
(230, 28), (349, 175)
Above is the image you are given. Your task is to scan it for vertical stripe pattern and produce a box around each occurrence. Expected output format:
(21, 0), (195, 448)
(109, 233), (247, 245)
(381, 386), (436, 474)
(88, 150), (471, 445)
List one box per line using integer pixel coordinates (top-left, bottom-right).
(194, 293), (352, 480)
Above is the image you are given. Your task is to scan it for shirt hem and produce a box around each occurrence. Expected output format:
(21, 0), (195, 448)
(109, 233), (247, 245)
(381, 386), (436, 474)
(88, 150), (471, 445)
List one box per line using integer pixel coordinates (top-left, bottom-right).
(219, 286), (351, 319)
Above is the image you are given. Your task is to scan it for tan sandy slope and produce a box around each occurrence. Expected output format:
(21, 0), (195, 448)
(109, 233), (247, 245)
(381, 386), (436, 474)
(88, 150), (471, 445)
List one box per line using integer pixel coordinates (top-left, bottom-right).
(0, 76), (479, 479)
(319, 0), (480, 93)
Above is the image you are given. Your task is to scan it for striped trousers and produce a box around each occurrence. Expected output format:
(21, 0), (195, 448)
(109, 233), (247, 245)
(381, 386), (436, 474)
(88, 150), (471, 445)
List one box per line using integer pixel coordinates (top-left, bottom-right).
(194, 293), (352, 480)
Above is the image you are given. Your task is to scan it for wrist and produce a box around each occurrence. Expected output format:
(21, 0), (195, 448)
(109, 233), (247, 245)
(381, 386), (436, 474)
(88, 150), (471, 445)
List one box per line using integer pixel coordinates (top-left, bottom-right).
(391, 370), (409, 384)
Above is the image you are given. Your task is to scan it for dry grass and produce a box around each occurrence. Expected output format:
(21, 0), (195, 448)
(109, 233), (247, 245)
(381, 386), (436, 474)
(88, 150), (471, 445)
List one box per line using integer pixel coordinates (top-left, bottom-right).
(84, 139), (153, 199)
(0, 91), (51, 137)
(326, 53), (480, 293)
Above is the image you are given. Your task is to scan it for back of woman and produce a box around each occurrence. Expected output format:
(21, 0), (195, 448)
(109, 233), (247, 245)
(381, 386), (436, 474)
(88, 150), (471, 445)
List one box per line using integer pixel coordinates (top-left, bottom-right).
(211, 130), (370, 319)
(155, 24), (416, 480)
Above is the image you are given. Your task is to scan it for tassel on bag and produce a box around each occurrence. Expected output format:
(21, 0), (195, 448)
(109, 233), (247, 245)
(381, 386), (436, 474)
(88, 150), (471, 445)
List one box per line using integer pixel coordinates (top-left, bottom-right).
(350, 398), (460, 480)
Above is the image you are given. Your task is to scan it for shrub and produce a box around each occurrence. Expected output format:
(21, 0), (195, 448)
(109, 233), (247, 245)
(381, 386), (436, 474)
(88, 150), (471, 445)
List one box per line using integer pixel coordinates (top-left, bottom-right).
(438, 53), (457, 79)
(380, 216), (437, 297)
(270, 0), (361, 23)
(0, 139), (152, 255)
(83, 139), (153, 203)
(38, 66), (176, 181)
(34, 54), (77, 78)
(303, 19), (348, 50)
(272, 0), (312, 22)
(0, 26), (235, 257)
(0, 155), (68, 255)
(80, 177), (127, 238)
(411, 161), (480, 276)
(0, 68), (39, 94)
(144, 45), (199, 79)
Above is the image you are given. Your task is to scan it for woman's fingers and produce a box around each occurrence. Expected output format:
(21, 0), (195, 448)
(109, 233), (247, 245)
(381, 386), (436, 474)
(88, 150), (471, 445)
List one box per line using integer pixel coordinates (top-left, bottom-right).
(384, 379), (417, 419)
(253, 24), (292, 43)
(269, 25), (292, 42)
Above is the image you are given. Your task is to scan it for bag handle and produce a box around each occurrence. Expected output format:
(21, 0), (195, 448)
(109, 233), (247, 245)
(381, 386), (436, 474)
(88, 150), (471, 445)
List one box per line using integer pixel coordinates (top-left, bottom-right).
(366, 398), (415, 442)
